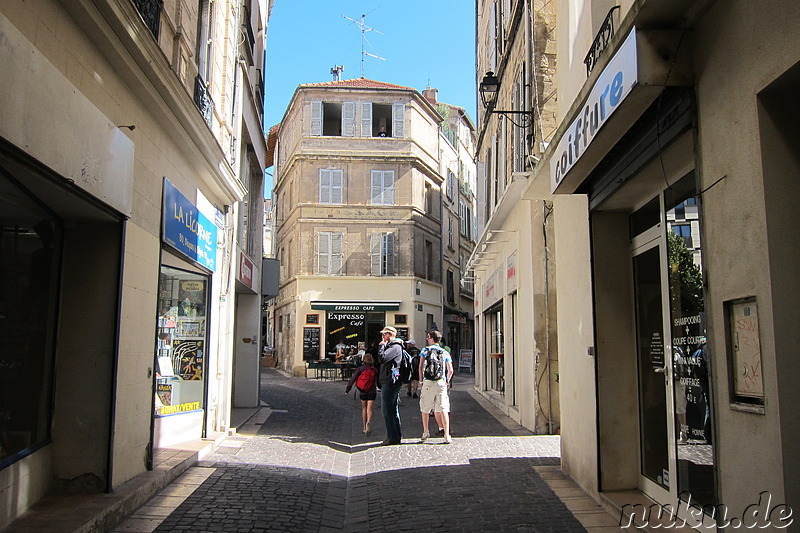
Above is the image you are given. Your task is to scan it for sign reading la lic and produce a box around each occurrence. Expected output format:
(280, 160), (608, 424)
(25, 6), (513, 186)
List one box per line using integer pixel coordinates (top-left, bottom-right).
(551, 28), (638, 193)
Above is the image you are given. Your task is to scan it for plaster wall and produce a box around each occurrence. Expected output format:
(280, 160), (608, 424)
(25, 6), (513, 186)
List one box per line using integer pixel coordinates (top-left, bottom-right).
(692, 0), (800, 514)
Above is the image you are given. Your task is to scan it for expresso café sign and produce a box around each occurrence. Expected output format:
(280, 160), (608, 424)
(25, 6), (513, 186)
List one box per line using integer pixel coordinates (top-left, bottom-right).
(311, 301), (400, 312)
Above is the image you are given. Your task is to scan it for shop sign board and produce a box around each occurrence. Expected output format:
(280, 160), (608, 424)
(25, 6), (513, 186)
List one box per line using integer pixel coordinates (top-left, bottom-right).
(551, 28), (638, 193)
(162, 178), (218, 271)
(239, 252), (254, 290)
(311, 301), (399, 312)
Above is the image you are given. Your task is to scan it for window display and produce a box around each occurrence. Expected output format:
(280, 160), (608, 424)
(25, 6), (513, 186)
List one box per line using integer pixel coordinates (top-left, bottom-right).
(155, 267), (208, 416)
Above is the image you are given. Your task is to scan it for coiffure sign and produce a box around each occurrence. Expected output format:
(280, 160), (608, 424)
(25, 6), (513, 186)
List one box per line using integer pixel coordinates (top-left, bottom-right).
(551, 28), (638, 193)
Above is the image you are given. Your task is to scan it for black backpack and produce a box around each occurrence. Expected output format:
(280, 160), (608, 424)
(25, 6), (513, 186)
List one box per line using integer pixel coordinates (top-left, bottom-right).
(397, 348), (413, 384)
(423, 346), (445, 380)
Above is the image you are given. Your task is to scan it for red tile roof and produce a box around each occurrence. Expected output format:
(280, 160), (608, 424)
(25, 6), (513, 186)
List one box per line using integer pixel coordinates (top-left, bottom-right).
(265, 123), (279, 168)
(299, 78), (415, 91)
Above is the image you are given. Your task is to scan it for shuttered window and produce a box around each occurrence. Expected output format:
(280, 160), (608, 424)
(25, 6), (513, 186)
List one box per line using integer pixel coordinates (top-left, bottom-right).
(361, 103), (372, 137)
(370, 170), (395, 205)
(342, 101), (356, 136)
(310, 101), (322, 135)
(370, 232), (396, 276)
(318, 232), (343, 275)
(319, 169), (344, 204)
(392, 103), (405, 138)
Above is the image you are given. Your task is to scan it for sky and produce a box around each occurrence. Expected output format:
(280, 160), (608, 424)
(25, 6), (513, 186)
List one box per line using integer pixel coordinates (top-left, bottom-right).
(263, 1), (478, 132)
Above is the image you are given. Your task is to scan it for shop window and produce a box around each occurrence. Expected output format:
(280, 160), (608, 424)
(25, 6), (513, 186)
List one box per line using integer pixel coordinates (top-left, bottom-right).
(155, 267), (209, 417)
(0, 174), (61, 464)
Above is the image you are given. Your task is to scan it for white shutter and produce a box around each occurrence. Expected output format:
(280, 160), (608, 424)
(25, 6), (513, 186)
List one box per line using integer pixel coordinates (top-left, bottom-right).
(392, 103), (405, 138)
(361, 102), (372, 137)
(319, 168), (331, 203)
(331, 169), (343, 204)
(332, 233), (343, 275)
(318, 232), (330, 274)
(310, 101), (322, 136)
(384, 170), (395, 205)
(370, 170), (382, 204)
(385, 233), (395, 275)
(343, 102), (356, 136)
(370, 233), (381, 275)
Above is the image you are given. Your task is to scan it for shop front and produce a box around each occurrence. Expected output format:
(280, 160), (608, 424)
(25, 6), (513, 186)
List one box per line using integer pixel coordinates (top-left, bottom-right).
(154, 179), (218, 448)
(307, 301), (401, 361)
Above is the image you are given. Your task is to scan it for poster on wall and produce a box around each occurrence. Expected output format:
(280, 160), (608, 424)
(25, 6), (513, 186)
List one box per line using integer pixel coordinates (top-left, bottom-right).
(176, 318), (206, 338)
(157, 383), (173, 406)
(172, 339), (204, 380)
(178, 280), (206, 317)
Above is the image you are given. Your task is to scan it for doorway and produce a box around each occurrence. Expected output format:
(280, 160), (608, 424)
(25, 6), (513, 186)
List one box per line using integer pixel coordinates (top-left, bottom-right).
(630, 177), (716, 513)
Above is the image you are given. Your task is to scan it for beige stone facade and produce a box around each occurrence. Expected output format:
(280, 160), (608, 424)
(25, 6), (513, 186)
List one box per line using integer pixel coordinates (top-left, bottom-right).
(474, 0), (800, 526)
(0, 0), (270, 527)
(271, 79), (476, 373)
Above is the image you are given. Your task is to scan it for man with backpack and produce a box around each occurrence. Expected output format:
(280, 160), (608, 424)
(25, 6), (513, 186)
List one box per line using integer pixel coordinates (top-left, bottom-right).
(418, 329), (454, 444)
(377, 326), (405, 445)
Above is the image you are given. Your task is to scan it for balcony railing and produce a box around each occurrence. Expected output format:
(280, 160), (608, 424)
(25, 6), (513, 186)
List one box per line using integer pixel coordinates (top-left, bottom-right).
(584, 6), (621, 77)
(194, 74), (214, 126)
(132, 0), (163, 40)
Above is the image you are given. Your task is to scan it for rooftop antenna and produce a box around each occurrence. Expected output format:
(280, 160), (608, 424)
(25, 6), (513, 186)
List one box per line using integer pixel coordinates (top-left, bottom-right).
(330, 65), (344, 81)
(342, 8), (386, 78)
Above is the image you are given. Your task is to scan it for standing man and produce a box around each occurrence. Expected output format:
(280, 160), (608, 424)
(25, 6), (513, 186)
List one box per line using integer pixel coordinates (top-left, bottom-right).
(418, 329), (454, 444)
(378, 326), (404, 445)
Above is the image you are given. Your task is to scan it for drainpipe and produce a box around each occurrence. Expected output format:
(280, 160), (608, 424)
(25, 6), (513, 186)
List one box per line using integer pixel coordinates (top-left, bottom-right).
(543, 200), (554, 434)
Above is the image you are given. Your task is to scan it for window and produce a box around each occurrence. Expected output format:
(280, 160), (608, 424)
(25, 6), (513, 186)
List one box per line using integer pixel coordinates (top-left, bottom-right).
(370, 170), (395, 205)
(671, 223), (693, 248)
(319, 169), (344, 204)
(425, 239), (434, 280)
(317, 232), (343, 275)
(310, 101), (355, 136)
(448, 216), (454, 249)
(370, 232), (396, 276)
(447, 269), (455, 304)
(446, 170), (456, 201)
(155, 268), (209, 417)
(0, 175), (61, 463)
(363, 103), (395, 137)
(459, 200), (473, 240)
(425, 183), (434, 214)
(197, 0), (214, 82)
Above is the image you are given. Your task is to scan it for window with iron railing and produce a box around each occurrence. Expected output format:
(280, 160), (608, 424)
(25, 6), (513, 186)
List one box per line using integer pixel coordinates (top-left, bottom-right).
(133, 0), (162, 39)
(584, 6), (621, 77)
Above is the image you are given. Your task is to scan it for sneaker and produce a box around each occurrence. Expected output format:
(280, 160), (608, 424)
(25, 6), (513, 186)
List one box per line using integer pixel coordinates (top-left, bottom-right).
(365, 422), (371, 436)
(443, 435), (452, 444)
(412, 393), (418, 399)
(420, 431), (429, 443)
(437, 428), (445, 435)
(407, 391), (412, 397)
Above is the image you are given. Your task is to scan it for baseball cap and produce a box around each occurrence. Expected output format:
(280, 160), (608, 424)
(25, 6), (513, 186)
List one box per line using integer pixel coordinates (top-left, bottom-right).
(380, 326), (397, 335)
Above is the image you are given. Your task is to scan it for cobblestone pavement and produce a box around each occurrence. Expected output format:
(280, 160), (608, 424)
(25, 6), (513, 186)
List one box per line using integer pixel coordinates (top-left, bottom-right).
(127, 369), (594, 532)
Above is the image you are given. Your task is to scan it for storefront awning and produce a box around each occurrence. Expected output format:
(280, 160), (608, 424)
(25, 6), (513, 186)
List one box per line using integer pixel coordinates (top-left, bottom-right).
(311, 301), (400, 312)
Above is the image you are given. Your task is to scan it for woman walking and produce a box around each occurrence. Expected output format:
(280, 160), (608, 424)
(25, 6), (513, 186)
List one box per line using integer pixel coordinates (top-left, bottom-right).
(345, 353), (378, 435)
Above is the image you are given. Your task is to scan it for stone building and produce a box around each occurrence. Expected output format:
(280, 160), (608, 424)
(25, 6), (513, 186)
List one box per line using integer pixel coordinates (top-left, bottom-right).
(270, 78), (476, 374)
(0, 0), (270, 527)
(473, 0), (799, 526)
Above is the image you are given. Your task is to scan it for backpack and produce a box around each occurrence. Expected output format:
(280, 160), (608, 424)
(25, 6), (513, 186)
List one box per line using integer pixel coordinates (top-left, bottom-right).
(397, 349), (413, 384)
(423, 346), (446, 380)
(355, 365), (377, 392)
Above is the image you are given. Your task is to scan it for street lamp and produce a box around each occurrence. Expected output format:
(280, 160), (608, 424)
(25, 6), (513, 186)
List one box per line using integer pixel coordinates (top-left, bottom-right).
(479, 71), (533, 124)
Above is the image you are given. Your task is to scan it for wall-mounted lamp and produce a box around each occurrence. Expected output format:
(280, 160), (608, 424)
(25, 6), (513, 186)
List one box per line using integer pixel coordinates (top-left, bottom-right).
(479, 72), (533, 124)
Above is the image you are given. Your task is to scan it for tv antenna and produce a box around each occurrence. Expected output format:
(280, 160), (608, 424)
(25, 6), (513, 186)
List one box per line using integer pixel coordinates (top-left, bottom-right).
(342, 8), (386, 78)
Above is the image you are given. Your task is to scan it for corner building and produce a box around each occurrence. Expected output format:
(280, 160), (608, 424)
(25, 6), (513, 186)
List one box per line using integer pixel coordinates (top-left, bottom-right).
(0, 0), (270, 527)
(474, 0), (799, 526)
(271, 79), (476, 374)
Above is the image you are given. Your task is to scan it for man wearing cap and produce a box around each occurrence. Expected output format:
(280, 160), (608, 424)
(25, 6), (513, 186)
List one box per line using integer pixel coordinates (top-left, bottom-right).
(377, 326), (404, 445)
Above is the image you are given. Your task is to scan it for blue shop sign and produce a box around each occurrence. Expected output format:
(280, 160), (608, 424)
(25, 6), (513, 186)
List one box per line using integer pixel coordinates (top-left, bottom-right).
(162, 178), (217, 271)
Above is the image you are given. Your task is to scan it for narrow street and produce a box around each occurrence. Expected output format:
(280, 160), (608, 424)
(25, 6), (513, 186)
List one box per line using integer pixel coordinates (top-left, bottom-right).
(114, 370), (619, 532)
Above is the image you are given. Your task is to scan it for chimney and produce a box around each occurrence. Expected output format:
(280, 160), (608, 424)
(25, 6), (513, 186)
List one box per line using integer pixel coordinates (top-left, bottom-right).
(423, 88), (438, 104)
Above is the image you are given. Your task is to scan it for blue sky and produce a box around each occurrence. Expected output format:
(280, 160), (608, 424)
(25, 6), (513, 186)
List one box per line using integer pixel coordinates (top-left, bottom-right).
(264, 1), (478, 131)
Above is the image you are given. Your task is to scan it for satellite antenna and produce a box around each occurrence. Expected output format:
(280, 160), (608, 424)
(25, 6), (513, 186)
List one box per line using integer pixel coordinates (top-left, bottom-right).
(342, 9), (386, 78)
(330, 65), (344, 81)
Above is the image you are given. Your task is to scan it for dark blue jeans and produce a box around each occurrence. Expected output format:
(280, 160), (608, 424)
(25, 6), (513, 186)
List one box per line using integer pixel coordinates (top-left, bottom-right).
(381, 382), (402, 442)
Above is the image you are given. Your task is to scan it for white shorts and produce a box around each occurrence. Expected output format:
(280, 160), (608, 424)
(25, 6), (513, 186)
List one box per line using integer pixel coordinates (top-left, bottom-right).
(419, 379), (450, 413)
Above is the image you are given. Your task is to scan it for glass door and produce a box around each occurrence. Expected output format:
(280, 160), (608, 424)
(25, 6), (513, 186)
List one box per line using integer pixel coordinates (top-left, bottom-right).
(632, 230), (674, 502)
